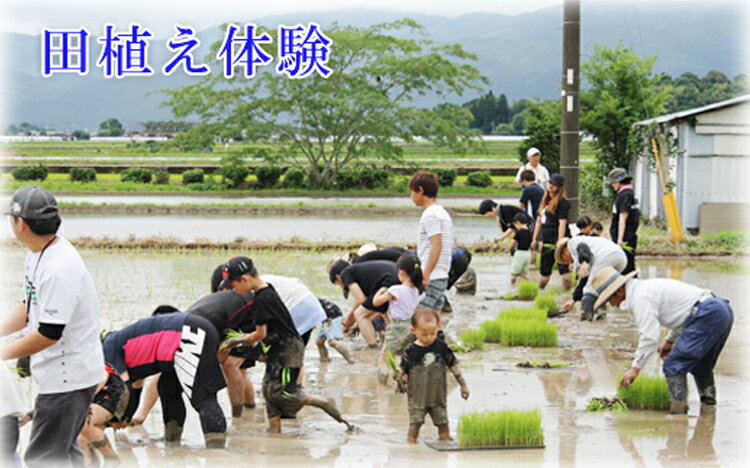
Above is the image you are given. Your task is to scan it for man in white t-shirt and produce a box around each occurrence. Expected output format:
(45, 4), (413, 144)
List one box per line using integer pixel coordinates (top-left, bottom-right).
(408, 171), (453, 314)
(1, 185), (105, 467)
(514, 147), (550, 187)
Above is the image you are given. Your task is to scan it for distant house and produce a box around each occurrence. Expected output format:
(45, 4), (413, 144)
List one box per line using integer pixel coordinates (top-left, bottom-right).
(632, 95), (750, 233)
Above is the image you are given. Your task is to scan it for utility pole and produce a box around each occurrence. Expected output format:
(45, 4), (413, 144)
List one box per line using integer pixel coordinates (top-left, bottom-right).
(561, 0), (581, 220)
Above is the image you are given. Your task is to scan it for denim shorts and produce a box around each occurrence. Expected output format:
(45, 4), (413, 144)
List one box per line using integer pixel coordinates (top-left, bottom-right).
(317, 316), (344, 341)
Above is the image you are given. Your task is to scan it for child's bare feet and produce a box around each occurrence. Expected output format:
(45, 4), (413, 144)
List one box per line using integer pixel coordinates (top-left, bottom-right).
(437, 424), (452, 441)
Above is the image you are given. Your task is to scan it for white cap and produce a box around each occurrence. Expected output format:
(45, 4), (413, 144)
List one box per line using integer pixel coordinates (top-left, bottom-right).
(526, 147), (541, 158)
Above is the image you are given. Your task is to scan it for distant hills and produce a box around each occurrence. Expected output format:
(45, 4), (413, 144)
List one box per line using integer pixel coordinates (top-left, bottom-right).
(1, 2), (745, 131)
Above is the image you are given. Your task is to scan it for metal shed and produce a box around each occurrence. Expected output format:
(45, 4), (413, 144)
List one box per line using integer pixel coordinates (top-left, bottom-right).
(632, 95), (750, 233)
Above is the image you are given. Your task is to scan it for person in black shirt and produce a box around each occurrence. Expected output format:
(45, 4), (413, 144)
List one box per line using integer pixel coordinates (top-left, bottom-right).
(608, 168), (640, 273)
(504, 212), (533, 285)
(219, 256), (352, 433)
(531, 173), (572, 290)
(518, 169), (545, 220)
(478, 200), (525, 251)
(395, 309), (468, 443)
(328, 259), (399, 347)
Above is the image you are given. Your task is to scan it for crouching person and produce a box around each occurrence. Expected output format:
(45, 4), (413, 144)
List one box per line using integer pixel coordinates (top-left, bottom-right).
(102, 312), (227, 447)
(591, 267), (733, 414)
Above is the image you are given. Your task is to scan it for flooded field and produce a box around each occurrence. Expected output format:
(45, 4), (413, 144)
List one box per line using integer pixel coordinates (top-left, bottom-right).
(2, 247), (748, 467)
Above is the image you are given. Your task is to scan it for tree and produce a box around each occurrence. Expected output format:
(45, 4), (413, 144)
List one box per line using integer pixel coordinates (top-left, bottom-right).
(98, 118), (124, 136)
(517, 99), (561, 175)
(580, 43), (669, 174)
(161, 19), (487, 186)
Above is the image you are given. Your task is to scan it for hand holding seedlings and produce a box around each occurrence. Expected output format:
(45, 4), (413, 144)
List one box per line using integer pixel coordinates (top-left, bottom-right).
(578, 262), (590, 278)
(394, 370), (407, 394)
(619, 367), (640, 389)
(658, 340), (674, 359)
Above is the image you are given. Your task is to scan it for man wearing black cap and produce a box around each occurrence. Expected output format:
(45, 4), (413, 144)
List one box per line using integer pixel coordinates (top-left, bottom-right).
(608, 168), (640, 274)
(1, 185), (105, 466)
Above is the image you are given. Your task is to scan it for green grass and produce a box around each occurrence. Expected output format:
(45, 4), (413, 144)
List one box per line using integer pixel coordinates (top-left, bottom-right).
(516, 280), (539, 300)
(500, 320), (558, 347)
(458, 328), (486, 350)
(457, 409), (544, 447)
(533, 295), (558, 314)
(497, 307), (547, 322)
(616, 374), (670, 410)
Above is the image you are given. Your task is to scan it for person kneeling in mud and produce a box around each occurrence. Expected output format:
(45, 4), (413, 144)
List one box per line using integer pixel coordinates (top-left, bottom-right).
(219, 256), (353, 433)
(395, 309), (469, 443)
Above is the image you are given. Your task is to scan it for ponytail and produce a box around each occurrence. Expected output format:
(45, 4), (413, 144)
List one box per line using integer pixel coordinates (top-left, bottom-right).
(396, 253), (425, 293)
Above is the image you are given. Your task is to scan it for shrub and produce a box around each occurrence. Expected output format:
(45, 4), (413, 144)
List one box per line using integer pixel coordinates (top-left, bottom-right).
(466, 170), (493, 187)
(498, 307), (547, 322)
(71, 130), (90, 140)
(616, 374), (670, 410)
(534, 295), (558, 314)
(153, 169), (170, 185)
(12, 165), (49, 181)
(282, 167), (305, 188)
(435, 168), (457, 187)
(120, 167), (153, 184)
(516, 280), (539, 300)
(458, 328), (485, 350)
(181, 168), (205, 185)
(187, 181), (227, 191)
(335, 167), (390, 190)
(69, 167), (96, 182)
(458, 409), (544, 447)
(500, 321), (558, 347)
(255, 165), (283, 188)
(218, 154), (250, 188)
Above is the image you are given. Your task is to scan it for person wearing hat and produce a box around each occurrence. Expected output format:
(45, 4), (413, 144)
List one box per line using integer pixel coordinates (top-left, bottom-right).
(531, 174), (573, 290)
(607, 168), (640, 274)
(1, 185), (106, 467)
(591, 267), (733, 414)
(514, 147), (550, 187)
(219, 257), (352, 433)
(555, 235), (627, 321)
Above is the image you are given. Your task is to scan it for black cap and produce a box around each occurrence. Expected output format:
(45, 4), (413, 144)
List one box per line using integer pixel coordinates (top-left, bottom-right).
(217, 256), (254, 290)
(549, 173), (565, 187)
(8, 185), (59, 220)
(478, 199), (497, 215)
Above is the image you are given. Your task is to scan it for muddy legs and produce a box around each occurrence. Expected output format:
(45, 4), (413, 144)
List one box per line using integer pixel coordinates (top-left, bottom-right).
(307, 396), (353, 431)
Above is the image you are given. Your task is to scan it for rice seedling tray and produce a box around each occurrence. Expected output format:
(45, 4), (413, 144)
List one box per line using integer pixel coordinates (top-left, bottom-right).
(425, 440), (545, 451)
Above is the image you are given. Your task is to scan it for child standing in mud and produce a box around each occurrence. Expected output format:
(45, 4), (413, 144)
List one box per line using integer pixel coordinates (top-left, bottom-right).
(396, 309), (469, 443)
(373, 252), (425, 384)
(219, 256), (353, 433)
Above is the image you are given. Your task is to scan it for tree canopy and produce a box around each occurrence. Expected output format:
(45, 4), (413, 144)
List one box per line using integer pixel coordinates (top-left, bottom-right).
(98, 118), (124, 137)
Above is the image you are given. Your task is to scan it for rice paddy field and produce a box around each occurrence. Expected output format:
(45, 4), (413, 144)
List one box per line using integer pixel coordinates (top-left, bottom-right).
(1, 245), (748, 467)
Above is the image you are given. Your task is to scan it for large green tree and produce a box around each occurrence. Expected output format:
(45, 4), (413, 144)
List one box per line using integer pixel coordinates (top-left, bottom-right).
(517, 99), (561, 175)
(98, 118), (124, 137)
(580, 43), (670, 173)
(161, 19), (487, 185)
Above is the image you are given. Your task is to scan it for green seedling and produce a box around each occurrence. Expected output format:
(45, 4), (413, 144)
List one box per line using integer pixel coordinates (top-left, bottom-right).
(223, 329), (245, 340)
(385, 349), (399, 373)
(516, 361), (570, 369)
(616, 374), (670, 410)
(620, 243), (634, 253)
(534, 294), (558, 314)
(497, 307), (547, 322)
(449, 343), (471, 353)
(516, 280), (539, 300)
(500, 321), (558, 347)
(587, 397), (629, 412)
(479, 319), (503, 343)
(457, 409), (544, 447)
(458, 328), (485, 350)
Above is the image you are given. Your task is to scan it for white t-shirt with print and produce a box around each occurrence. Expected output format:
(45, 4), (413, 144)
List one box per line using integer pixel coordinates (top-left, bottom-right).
(417, 204), (453, 280)
(387, 284), (426, 321)
(24, 236), (105, 394)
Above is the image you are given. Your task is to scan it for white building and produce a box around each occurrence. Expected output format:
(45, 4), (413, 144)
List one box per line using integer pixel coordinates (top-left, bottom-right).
(632, 95), (750, 233)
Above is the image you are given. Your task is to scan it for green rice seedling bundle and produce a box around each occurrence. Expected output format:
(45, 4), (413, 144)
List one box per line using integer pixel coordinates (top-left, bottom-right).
(497, 307), (547, 322)
(516, 280), (539, 300)
(385, 350), (399, 373)
(457, 409), (544, 447)
(586, 397), (629, 412)
(500, 321), (558, 347)
(616, 374), (670, 410)
(479, 319), (503, 343)
(458, 328), (485, 350)
(534, 294), (558, 314)
(221, 329), (245, 349)
(449, 342), (471, 353)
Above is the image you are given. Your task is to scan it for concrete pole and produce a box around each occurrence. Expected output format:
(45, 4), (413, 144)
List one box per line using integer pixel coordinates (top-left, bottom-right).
(561, 0), (581, 220)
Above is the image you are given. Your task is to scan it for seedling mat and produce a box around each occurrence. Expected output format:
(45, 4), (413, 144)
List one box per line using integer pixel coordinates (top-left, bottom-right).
(425, 440), (545, 451)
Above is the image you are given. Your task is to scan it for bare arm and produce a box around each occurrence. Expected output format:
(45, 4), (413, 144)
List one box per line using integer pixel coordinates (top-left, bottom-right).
(449, 363), (469, 399)
(0, 330), (58, 360)
(372, 287), (393, 307)
(131, 374), (161, 425)
(423, 233), (442, 286)
(342, 283), (366, 329)
(0, 303), (27, 337)
(617, 212), (629, 244)
(531, 215), (542, 249)
(557, 218), (567, 243)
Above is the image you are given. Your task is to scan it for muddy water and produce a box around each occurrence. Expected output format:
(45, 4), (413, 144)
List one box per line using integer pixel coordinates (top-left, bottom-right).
(2, 249), (748, 467)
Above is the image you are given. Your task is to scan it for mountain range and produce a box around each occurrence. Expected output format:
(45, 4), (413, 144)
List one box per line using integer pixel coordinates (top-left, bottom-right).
(1, 2), (745, 131)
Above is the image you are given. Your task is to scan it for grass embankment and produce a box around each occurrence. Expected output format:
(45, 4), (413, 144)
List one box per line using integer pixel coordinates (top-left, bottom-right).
(457, 409), (544, 447)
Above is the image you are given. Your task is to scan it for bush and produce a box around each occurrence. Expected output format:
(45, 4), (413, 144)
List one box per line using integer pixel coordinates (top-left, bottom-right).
(181, 168), (205, 185)
(71, 130), (90, 140)
(153, 169), (171, 185)
(435, 168), (457, 187)
(466, 170), (493, 187)
(69, 167), (96, 182)
(616, 374), (670, 410)
(218, 154), (250, 188)
(255, 165), (283, 188)
(458, 409), (543, 447)
(187, 181), (227, 191)
(11, 165), (49, 181)
(282, 167), (305, 188)
(120, 167), (153, 184)
(335, 167), (390, 190)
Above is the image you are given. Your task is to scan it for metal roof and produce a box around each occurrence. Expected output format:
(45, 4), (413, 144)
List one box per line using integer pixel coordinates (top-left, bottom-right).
(633, 94), (750, 127)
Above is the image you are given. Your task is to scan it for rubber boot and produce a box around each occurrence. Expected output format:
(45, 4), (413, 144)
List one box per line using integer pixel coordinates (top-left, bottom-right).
(693, 372), (717, 405)
(580, 295), (595, 321)
(203, 432), (226, 449)
(164, 421), (183, 443)
(666, 374), (689, 414)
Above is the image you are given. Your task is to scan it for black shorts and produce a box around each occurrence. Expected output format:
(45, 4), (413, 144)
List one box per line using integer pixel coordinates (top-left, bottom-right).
(230, 345), (263, 369)
(539, 241), (570, 277)
(262, 366), (305, 420)
(93, 373), (130, 423)
(362, 294), (388, 314)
